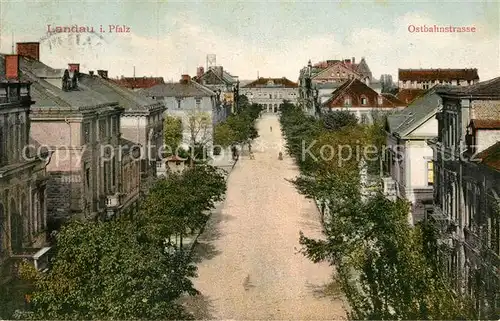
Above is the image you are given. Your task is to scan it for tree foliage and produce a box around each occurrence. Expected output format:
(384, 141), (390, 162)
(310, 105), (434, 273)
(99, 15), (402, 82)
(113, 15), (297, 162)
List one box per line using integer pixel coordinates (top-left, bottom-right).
(140, 164), (227, 246)
(322, 110), (359, 131)
(280, 103), (477, 320)
(17, 164), (227, 320)
(19, 219), (197, 320)
(164, 115), (183, 155)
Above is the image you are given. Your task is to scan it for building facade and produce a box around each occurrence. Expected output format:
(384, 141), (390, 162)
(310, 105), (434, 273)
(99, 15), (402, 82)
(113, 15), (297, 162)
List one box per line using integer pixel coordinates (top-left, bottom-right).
(385, 88), (441, 223)
(427, 78), (500, 318)
(78, 72), (165, 191)
(240, 77), (298, 113)
(194, 66), (239, 113)
(0, 81), (51, 283)
(298, 57), (374, 116)
(140, 75), (222, 157)
(398, 68), (480, 90)
(7, 42), (139, 227)
(321, 78), (406, 124)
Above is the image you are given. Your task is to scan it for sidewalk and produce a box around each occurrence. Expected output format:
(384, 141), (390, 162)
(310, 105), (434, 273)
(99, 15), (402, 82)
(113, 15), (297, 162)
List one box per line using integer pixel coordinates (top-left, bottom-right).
(184, 156), (238, 254)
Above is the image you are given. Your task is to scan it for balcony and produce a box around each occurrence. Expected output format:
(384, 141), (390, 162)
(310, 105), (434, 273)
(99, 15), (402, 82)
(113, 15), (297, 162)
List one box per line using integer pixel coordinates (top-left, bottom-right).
(0, 82), (31, 105)
(106, 193), (123, 208)
(9, 247), (52, 273)
(382, 177), (397, 198)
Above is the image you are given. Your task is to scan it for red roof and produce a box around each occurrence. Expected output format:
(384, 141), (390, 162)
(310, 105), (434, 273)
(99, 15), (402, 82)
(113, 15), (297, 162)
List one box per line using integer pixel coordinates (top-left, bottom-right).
(111, 77), (165, 89)
(395, 89), (427, 104)
(323, 79), (402, 108)
(473, 141), (500, 171)
(242, 77), (298, 88)
(166, 155), (187, 162)
(398, 69), (479, 82)
(470, 119), (500, 130)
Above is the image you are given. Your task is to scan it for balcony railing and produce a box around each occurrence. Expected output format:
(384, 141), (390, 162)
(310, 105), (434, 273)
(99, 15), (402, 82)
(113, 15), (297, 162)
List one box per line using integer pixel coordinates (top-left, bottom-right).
(0, 82), (31, 104)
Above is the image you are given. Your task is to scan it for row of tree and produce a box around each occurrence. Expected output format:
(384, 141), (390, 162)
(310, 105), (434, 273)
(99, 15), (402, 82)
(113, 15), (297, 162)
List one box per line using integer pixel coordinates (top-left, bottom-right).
(279, 102), (477, 319)
(213, 96), (262, 151)
(15, 165), (227, 320)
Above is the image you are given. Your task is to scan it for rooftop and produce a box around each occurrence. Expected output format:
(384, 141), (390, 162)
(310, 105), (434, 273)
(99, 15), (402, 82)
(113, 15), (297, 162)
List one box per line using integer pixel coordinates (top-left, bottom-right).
(470, 119), (500, 130)
(242, 77), (298, 88)
(395, 88), (428, 104)
(387, 87), (440, 137)
(472, 141), (500, 172)
(139, 79), (215, 97)
(398, 68), (479, 82)
(111, 77), (165, 89)
(436, 77), (500, 97)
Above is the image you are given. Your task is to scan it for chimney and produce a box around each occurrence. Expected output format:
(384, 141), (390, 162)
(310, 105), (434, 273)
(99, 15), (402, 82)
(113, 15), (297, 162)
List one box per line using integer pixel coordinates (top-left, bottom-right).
(97, 70), (108, 79)
(352, 57), (355, 64)
(344, 59), (351, 64)
(4, 55), (20, 80)
(196, 66), (204, 79)
(214, 66), (223, 78)
(68, 63), (80, 73)
(89, 70), (94, 76)
(16, 42), (40, 61)
(180, 74), (190, 84)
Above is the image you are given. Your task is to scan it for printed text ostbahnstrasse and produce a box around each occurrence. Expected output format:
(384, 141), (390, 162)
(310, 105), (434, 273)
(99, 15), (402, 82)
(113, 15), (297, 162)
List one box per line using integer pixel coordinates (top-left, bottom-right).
(408, 25), (476, 33)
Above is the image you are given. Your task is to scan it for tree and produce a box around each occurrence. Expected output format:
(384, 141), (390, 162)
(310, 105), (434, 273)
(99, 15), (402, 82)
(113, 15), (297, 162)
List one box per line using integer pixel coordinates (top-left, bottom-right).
(17, 218), (198, 320)
(164, 115), (183, 156)
(140, 164), (227, 247)
(213, 122), (235, 153)
(279, 103), (477, 320)
(322, 110), (358, 131)
(185, 110), (212, 167)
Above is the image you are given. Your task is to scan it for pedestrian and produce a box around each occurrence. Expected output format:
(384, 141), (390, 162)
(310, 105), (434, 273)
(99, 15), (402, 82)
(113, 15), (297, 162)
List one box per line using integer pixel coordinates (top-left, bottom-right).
(270, 126), (272, 132)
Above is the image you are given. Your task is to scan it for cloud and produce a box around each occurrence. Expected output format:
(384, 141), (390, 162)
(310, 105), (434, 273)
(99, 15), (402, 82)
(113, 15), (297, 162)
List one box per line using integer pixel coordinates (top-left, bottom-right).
(1, 11), (498, 82)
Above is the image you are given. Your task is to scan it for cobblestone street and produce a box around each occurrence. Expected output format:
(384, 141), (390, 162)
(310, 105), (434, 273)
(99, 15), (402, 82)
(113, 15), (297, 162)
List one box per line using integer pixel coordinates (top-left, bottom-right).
(184, 114), (346, 320)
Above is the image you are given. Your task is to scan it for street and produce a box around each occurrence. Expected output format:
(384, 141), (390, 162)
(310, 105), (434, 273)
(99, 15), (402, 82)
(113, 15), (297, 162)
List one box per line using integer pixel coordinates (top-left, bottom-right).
(184, 113), (346, 319)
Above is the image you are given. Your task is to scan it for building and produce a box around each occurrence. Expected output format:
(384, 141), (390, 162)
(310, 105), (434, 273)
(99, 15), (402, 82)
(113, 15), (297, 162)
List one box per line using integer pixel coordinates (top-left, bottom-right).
(8, 42), (140, 227)
(194, 66), (239, 113)
(298, 57), (375, 116)
(240, 77), (298, 113)
(77, 71), (165, 190)
(395, 88), (428, 104)
(139, 75), (222, 157)
(427, 77), (500, 318)
(398, 68), (480, 90)
(385, 87), (441, 223)
(321, 78), (406, 124)
(110, 76), (165, 91)
(0, 79), (52, 283)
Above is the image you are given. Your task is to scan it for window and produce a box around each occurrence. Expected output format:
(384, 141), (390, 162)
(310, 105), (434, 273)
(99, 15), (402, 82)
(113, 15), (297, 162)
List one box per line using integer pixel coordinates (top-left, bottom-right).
(83, 122), (91, 144)
(111, 116), (117, 135)
(269, 94), (272, 99)
(0, 130), (4, 165)
(344, 96), (351, 106)
(361, 114), (368, 124)
(361, 97), (367, 105)
(177, 99), (181, 109)
(195, 98), (201, 109)
(377, 96), (383, 105)
(427, 161), (434, 186)
(85, 167), (90, 189)
(111, 160), (116, 188)
(99, 119), (106, 140)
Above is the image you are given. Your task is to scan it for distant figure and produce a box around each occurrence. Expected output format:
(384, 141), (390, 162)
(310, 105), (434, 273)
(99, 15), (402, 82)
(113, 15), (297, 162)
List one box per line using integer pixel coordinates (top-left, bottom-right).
(278, 152), (283, 160)
(249, 152), (255, 160)
(270, 126), (273, 132)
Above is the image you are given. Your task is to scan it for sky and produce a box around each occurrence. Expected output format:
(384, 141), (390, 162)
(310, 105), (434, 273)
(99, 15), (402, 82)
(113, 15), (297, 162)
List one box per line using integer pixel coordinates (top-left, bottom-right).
(0, 0), (498, 82)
